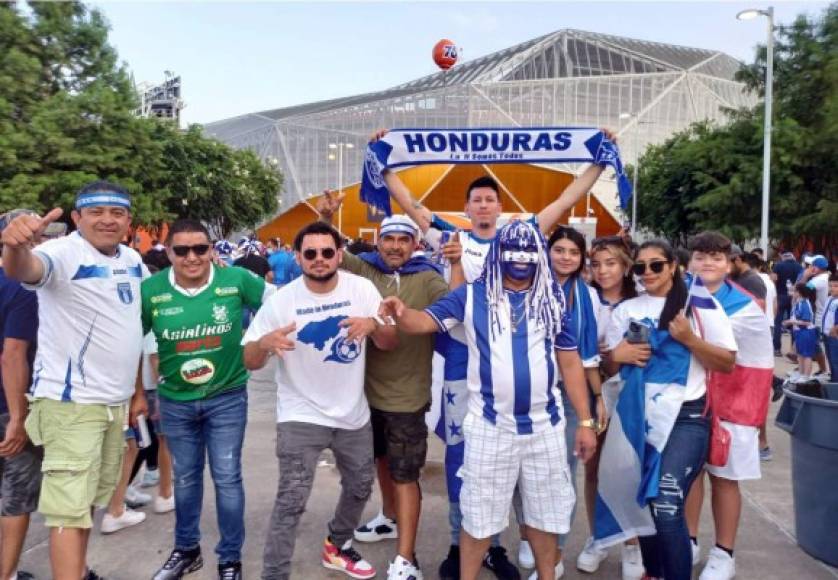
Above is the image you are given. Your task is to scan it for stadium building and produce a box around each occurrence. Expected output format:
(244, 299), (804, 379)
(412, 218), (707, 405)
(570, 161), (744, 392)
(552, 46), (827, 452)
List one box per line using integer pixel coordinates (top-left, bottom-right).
(205, 29), (757, 243)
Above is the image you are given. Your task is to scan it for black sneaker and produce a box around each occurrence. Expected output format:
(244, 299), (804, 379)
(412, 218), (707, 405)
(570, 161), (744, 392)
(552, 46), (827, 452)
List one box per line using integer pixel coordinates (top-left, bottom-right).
(483, 546), (521, 580)
(218, 561), (242, 580)
(18, 572), (35, 580)
(438, 545), (460, 580)
(84, 570), (104, 580)
(152, 547), (204, 580)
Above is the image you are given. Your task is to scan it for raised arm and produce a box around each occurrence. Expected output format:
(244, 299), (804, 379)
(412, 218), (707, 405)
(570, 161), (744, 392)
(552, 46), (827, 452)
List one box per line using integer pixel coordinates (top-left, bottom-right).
(0, 208), (63, 284)
(536, 128), (617, 234)
(383, 170), (433, 233)
(536, 164), (605, 234)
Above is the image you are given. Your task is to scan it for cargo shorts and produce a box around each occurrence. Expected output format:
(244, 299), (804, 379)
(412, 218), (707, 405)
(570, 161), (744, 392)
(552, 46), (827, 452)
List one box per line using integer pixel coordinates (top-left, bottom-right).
(370, 405), (429, 483)
(25, 398), (126, 528)
(0, 413), (43, 517)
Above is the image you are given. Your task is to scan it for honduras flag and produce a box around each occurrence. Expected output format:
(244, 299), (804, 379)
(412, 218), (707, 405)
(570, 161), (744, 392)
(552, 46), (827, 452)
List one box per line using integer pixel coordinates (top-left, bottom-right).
(432, 330), (470, 503)
(593, 320), (692, 548)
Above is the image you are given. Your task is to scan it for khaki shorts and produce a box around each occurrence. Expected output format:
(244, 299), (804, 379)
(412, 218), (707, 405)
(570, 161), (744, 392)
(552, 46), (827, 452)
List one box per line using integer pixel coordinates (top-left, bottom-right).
(25, 398), (126, 528)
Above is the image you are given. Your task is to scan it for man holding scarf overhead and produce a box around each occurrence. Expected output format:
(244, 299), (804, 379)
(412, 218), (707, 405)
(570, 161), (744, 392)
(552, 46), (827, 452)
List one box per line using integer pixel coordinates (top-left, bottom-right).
(317, 201), (456, 580)
(362, 126), (620, 580)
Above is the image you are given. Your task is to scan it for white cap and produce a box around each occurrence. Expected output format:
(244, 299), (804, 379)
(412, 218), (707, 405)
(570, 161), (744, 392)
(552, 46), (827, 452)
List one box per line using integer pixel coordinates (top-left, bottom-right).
(379, 214), (418, 239)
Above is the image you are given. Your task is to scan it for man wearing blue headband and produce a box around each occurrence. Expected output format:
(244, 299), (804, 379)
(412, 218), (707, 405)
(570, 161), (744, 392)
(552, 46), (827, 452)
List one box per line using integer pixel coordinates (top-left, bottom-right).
(1, 180), (148, 580)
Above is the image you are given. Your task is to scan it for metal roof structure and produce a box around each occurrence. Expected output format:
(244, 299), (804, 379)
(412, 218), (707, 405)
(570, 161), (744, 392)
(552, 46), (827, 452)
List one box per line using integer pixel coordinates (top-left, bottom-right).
(205, 29), (757, 216)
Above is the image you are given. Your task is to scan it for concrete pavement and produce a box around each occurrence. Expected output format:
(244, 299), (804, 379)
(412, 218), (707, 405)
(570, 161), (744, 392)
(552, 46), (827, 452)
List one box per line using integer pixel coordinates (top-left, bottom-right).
(14, 356), (838, 580)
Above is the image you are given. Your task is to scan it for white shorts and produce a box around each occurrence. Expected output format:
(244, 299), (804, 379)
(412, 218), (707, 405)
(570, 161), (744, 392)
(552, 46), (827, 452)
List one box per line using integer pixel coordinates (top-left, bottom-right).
(458, 413), (575, 539)
(706, 422), (761, 481)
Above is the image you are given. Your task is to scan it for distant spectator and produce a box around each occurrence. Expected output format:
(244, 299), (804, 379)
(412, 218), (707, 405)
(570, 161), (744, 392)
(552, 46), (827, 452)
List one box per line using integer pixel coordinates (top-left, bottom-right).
(267, 244), (301, 287)
(233, 242), (271, 279)
(772, 251), (802, 354)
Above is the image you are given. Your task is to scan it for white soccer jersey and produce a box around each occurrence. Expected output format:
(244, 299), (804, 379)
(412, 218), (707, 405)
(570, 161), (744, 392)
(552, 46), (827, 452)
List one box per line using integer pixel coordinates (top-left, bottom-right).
(426, 281), (577, 435)
(25, 232), (146, 405)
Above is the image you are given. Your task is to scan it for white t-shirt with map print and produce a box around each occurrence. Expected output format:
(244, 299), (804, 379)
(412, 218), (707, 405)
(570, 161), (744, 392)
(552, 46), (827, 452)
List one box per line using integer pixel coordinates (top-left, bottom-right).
(242, 271), (382, 429)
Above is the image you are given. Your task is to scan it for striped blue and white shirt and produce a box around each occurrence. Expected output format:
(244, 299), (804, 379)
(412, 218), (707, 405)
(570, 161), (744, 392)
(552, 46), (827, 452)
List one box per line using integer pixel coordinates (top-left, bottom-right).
(426, 281), (577, 435)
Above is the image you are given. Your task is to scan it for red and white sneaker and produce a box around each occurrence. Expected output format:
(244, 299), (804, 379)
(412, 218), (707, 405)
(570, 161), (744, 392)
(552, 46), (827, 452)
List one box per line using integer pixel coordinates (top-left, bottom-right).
(322, 537), (377, 579)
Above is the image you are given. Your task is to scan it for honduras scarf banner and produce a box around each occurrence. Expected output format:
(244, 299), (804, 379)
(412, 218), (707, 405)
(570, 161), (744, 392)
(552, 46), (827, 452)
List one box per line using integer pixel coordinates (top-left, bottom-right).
(360, 128), (632, 216)
(593, 321), (691, 548)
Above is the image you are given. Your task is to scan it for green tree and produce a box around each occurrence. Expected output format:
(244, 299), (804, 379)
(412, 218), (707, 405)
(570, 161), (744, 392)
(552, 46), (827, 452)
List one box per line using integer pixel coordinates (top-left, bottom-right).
(0, 1), (281, 236)
(636, 4), (837, 250)
(161, 125), (280, 239)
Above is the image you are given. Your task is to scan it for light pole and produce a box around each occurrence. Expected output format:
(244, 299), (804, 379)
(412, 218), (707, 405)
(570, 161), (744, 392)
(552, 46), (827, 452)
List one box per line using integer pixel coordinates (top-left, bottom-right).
(328, 142), (354, 234)
(737, 6), (774, 256)
(620, 112), (641, 237)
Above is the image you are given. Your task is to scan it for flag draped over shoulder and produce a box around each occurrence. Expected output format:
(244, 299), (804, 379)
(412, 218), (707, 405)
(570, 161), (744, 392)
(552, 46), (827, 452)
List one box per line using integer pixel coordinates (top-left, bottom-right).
(360, 128), (632, 216)
(708, 280), (773, 426)
(594, 321), (691, 548)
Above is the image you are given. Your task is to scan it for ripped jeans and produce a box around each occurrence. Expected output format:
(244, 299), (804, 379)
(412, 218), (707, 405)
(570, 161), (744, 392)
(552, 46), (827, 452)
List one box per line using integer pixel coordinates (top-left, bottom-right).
(160, 387), (248, 564)
(262, 421), (374, 580)
(639, 396), (709, 580)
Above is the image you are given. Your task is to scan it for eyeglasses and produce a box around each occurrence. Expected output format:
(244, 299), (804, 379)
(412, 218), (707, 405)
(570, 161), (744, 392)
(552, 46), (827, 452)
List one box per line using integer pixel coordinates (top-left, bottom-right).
(302, 247), (337, 261)
(631, 260), (669, 275)
(171, 244), (210, 257)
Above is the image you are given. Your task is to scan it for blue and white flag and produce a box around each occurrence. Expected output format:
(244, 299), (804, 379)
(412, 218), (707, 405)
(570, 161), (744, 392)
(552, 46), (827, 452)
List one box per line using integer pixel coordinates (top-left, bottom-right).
(687, 274), (718, 311)
(593, 321), (691, 548)
(360, 128), (633, 216)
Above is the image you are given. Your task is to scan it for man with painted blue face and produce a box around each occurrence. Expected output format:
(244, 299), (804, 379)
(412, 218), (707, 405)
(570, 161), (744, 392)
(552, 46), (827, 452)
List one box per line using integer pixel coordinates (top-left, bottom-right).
(378, 220), (597, 580)
(1, 181), (148, 580)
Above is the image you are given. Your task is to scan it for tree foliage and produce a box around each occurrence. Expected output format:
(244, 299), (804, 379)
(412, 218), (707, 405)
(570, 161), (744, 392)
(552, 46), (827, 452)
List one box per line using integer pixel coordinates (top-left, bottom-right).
(635, 4), (837, 250)
(0, 1), (280, 238)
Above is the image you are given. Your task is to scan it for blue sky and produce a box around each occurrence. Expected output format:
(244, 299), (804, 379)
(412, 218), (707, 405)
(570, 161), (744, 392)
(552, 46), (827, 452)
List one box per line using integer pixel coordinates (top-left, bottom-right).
(92, 1), (828, 125)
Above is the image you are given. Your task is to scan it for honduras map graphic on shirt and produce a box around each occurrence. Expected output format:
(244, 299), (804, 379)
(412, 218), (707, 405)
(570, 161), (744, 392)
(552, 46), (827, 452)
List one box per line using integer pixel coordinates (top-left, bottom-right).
(297, 315), (361, 364)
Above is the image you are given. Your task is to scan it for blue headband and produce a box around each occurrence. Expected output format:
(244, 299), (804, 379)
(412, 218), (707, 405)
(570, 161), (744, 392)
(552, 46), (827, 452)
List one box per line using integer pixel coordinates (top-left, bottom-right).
(75, 191), (131, 210)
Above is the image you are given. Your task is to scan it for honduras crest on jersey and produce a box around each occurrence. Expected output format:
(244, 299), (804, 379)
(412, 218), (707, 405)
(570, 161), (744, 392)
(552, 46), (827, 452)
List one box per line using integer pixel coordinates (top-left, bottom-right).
(117, 282), (133, 304)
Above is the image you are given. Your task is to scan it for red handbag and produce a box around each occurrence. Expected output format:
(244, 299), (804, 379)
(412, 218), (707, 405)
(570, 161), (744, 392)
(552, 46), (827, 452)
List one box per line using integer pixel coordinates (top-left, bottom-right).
(706, 374), (731, 467)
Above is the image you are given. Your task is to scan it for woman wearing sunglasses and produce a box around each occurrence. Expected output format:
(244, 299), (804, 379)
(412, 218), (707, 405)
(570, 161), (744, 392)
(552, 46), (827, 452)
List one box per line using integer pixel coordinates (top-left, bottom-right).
(516, 226), (604, 579)
(574, 235), (644, 579)
(602, 240), (736, 580)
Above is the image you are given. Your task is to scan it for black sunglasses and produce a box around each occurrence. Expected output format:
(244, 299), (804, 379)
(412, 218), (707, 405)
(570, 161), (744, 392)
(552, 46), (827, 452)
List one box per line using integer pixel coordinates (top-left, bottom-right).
(631, 260), (669, 275)
(302, 247), (337, 261)
(172, 244), (211, 257)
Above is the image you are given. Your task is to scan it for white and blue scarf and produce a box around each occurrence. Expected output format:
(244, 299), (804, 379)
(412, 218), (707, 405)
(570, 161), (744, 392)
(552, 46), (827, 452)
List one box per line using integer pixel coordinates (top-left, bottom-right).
(360, 128), (632, 215)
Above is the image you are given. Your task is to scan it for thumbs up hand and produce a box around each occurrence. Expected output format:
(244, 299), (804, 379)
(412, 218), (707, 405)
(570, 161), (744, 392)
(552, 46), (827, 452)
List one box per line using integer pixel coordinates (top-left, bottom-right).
(1, 208), (63, 248)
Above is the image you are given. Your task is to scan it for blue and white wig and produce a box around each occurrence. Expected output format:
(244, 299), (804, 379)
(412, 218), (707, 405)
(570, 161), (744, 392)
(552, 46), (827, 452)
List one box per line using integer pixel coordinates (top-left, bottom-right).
(480, 219), (566, 339)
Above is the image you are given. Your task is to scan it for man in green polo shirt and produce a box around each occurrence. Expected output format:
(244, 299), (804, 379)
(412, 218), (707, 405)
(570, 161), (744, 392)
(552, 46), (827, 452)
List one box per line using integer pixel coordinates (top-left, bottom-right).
(319, 197), (456, 580)
(141, 219), (272, 580)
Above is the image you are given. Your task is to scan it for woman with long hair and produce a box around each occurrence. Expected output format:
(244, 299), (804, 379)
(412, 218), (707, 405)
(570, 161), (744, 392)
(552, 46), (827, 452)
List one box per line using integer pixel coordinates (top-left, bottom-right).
(602, 239), (736, 580)
(575, 235), (644, 578)
(517, 226), (604, 579)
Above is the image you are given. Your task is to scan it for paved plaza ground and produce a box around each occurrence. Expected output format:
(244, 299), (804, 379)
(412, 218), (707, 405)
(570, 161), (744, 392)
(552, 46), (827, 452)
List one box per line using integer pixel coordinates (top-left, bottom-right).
(14, 352), (838, 580)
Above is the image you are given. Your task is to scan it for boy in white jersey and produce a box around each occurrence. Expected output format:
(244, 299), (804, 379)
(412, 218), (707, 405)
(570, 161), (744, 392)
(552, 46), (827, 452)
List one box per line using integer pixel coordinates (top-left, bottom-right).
(379, 220), (597, 580)
(1, 181), (148, 580)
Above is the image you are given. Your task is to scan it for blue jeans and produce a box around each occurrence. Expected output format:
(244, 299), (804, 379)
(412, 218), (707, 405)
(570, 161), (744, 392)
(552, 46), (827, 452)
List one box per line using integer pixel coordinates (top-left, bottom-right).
(160, 387), (248, 564)
(825, 335), (838, 383)
(639, 397), (709, 580)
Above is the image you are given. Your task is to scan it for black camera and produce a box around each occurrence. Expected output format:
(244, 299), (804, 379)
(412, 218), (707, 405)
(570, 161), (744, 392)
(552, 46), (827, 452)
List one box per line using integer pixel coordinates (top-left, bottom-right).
(626, 320), (651, 344)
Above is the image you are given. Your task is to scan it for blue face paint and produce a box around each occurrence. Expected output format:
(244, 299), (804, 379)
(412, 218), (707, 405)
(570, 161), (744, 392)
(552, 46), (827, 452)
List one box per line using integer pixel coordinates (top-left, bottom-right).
(502, 261), (536, 280)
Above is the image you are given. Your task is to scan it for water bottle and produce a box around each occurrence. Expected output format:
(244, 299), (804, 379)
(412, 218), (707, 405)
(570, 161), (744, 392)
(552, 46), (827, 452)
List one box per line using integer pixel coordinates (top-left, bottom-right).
(435, 230), (452, 265)
(135, 414), (152, 449)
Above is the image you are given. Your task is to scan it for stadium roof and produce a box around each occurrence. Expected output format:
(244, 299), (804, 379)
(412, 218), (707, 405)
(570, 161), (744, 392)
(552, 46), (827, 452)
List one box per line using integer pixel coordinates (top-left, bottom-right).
(206, 28), (755, 215)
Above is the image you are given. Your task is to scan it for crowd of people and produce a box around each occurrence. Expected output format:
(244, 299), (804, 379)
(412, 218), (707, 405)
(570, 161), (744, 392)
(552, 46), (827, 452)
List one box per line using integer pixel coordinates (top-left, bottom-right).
(0, 144), (835, 580)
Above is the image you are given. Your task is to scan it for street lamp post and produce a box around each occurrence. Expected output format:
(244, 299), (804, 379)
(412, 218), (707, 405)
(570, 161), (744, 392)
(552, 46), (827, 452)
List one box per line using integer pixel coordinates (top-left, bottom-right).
(620, 112), (641, 237)
(737, 6), (774, 256)
(328, 141), (354, 234)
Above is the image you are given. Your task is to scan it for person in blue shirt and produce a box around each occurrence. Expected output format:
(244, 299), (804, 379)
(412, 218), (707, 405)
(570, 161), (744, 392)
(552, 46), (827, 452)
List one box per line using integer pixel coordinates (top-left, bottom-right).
(0, 252), (41, 580)
(378, 220), (597, 580)
(267, 240), (301, 286)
